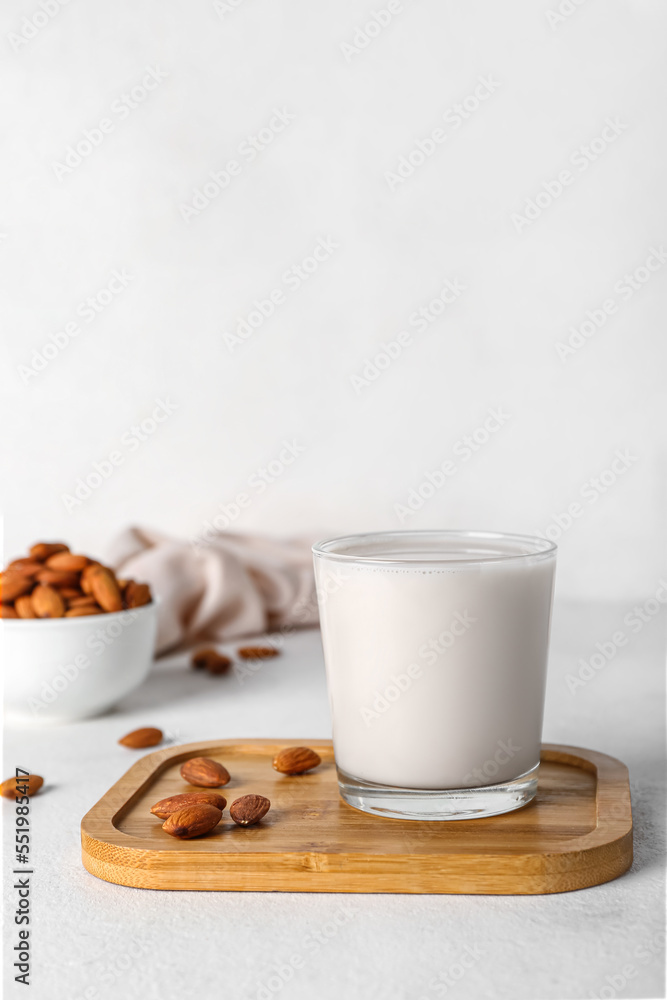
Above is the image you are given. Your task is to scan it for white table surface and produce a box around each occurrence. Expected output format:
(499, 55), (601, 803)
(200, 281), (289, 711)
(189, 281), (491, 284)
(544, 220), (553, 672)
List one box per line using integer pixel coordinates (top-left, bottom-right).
(3, 601), (665, 1000)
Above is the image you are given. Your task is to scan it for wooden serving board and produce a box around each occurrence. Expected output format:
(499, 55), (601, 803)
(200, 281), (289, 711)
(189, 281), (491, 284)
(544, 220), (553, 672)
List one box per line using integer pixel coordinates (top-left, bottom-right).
(81, 740), (632, 894)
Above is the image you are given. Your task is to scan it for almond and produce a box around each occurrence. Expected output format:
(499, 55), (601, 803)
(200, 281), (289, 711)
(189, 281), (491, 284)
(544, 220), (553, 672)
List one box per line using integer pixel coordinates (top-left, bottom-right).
(180, 757), (230, 788)
(45, 552), (89, 571)
(90, 568), (123, 613)
(1, 571), (34, 603)
(162, 803), (222, 839)
(59, 587), (83, 599)
(237, 645), (280, 660)
(272, 746), (322, 775)
(29, 542), (69, 562)
(36, 569), (80, 588)
(1, 775), (44, 798)
(67, 594), (99, 608)
(15, 595), (36, 619)
(7, 559), (44, 576)
(118, 727), (163, 748)
(80, 563), (103, 594)
(150, 792), (226, 819)
(230, 794), (271, 826)
(64, 605), (103, 617)
(0, 605), (18, 618)
(32, 584), (65, 618)
(125, 581), (151, 608)
(191, 648), (231, 674)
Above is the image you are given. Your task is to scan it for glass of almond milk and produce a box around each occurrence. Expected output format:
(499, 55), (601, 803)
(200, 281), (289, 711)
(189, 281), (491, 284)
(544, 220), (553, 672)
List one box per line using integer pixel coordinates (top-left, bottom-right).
(313, 531), (557, 820)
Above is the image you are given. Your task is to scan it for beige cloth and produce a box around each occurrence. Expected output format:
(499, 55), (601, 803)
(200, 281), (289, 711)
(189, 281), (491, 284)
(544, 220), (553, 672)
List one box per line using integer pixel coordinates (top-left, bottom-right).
(107, 527), (319, 654)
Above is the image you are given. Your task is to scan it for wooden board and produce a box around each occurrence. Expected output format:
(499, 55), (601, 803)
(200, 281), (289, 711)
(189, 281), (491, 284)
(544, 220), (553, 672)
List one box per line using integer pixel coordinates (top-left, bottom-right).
(81, 740), (632, 894)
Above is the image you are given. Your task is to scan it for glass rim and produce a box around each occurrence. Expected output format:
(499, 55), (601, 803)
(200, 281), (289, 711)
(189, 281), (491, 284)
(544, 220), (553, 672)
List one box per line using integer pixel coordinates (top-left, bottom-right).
(312, 530), (557, 566)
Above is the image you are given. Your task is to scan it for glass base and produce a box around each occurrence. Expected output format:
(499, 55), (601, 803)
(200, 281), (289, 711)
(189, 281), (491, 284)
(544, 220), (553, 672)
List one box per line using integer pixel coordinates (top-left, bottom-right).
(337, 763), (540, 821)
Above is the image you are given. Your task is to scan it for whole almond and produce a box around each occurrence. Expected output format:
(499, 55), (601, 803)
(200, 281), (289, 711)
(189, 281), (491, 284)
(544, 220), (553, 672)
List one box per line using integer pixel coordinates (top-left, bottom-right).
(191, 648), (231, 674)
(0, 605), (18, 618)
(118, 727), (163, 748)
(125, 581), (151, 608)
(32, 584), (65, 619)
(1, 775), (44, 798)
(80, 563), (103, 594)
(273, 746), (322, 775)
(230, 794), (271, 826)
(150, 792), (226, 819)
(30, 542), (69, 562)
(7, 559), (44, 576)
(162, 803), (222, 839)
(67, 594), (99, 608)
(45, 552), (89, 571)
(1, 571), (34, 604)
(180, 757), (230, 788)
(237, 645), (280, 660)
(59, 587), (83, 599)
(36, 569), (80, 588)
(15, 595), (36, 619)
(91, 568), (123, 613)
(64, 605), (103, 617)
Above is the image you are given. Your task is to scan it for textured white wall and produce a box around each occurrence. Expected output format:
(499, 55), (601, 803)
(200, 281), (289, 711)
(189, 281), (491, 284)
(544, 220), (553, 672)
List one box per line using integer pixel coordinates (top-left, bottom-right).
(1, 0), (665, 601)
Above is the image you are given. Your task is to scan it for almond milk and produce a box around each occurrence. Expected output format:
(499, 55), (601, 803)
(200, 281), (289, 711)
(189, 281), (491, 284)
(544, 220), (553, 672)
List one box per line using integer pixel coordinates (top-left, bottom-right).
(314, 532), (556, 791)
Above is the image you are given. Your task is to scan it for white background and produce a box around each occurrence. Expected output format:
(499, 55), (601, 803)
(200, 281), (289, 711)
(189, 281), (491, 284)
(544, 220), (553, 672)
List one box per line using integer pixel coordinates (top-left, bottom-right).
(1, 0), (666, 602)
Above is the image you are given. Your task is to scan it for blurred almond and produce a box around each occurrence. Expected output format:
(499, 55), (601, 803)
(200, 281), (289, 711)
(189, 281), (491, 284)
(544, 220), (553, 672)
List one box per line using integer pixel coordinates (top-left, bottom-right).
(67, 594), (99, 608)
(0, 605), (18, 618)
(36, 569), (80, 588)
(59, 587), (83, 599)
(273, 746), (322, 775)
(29, 542), (69, 561)
(180, 757), (230, 788)
(191, 648), (231, 674)
(150, 792), (226, 819)
(1, 571), (33, 603)
(7, 558), (43, 576)
(162, 803), (222, 839)
(80, 564), (103, 594)
(118, 727), (163, 748)
(64, 605), (103, 617)
(15, 595), (36, 619)
(91, 568), (122, 613)
(45, 552), (89, 571)
(237, 645), (280, 660)
(1, 775), (44, 798)
(125, 581), (151, 608)
(32, 585), (65, 618)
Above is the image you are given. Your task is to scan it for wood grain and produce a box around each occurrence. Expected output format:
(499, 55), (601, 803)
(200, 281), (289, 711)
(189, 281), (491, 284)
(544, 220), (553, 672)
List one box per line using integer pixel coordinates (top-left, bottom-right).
(81, 741), (632, 894)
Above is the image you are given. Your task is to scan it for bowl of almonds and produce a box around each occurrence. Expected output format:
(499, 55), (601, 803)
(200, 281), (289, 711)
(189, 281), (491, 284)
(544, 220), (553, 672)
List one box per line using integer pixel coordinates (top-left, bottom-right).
(1, 541), (157, 726)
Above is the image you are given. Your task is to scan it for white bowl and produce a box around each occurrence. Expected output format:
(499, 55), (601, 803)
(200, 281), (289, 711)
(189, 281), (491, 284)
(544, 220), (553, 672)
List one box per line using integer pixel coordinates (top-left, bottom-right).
(2, 602), (157, 726)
